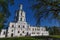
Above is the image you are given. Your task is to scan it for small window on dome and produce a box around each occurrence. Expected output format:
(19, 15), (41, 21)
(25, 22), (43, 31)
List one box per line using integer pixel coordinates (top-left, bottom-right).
(20, 18), (22, 21)
(21, 12), (22, 16)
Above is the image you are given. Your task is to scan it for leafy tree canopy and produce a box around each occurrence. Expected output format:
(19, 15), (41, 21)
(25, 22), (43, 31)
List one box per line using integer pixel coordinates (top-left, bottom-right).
(0, 0), (14, 31)
(29, 0), (60, 26)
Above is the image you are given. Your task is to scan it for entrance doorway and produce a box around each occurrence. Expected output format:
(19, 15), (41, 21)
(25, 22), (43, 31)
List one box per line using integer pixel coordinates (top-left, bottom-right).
(26, 32), (30, 36)
(11, 33), (13, 37)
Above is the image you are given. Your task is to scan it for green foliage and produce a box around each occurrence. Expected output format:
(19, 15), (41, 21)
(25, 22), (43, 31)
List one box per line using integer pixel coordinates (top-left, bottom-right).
(48, 26), (60, 35)
(0, 0), (14, 30)
(52, 26), (60, 35)
(0, 13), (5, 31)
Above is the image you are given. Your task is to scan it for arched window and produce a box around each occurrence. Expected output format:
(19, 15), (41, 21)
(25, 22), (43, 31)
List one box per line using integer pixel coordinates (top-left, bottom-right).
(21, 12), (22, 16)
(20, 18), (22, 21)
(18, 25), (20, 28)
(23, 26), (25, 28)
(22, 31), (24, 33)
(12, 25), (14, 28)
(3, 31), (5, 35)
(18, 31), (20, 33)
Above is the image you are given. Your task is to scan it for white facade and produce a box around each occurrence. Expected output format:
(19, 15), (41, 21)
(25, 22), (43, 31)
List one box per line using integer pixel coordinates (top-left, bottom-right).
(0, 4), (49, 38)
(0, 29), (6, 38)
(28, 26), (49, 36)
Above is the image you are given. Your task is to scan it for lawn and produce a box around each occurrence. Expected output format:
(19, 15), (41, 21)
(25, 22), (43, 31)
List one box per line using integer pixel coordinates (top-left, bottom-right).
(0, 36), (60, 40)
(0, 36), (49, 40)
(50, 35), (60, 38)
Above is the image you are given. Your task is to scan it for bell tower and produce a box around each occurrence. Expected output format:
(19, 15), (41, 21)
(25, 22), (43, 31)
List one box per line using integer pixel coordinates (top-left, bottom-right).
(18, 4), (26, 22)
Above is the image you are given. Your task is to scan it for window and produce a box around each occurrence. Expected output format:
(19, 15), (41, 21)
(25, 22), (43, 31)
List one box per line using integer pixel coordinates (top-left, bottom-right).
(37, 28), (40, 31)
(26, 32), (29, 36)
(3, 31), (5, 35)
(32, 32), (35, 34)
(41, 28), (44, 31)
(12, 25), (14, 28)
(12, 30), (13, 32)
(18, 25), (20, 28)
(20, 18), (22, 21)
(18, 31), (20, 33)
(23, 26), (25, 28)
(32, 28), (34, 31)
(22, 16), (24, 17)
(21, 12), (22, 16)
(22, 31), (24, 33)
(37, 32), (40, 34)
(20, 34), (22, 36)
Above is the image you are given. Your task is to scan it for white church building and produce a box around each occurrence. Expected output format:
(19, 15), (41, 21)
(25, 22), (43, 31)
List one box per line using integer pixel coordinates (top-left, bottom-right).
(0, 4), (49, 38)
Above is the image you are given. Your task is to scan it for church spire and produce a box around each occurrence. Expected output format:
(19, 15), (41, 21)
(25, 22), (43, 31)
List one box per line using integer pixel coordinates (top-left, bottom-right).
(20, 4), (23, 10)
(18, 4), (26, 22)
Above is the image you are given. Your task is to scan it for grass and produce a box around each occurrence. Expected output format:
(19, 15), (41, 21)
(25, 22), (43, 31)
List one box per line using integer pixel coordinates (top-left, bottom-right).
(50, 35), (60, 38)
(0, 36), (48, 40)
(0, 36), (60, 40)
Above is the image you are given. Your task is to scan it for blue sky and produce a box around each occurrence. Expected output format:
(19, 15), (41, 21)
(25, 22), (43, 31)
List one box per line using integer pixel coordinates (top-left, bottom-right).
(5, 0), (60, 28)
(7, 0), (36, 26)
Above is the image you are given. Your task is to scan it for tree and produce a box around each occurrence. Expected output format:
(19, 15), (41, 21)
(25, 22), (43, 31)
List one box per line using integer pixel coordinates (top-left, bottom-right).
(30, 0), (60, 26)
(52, 26), (60, 35)
(0, 0), (14, 31)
